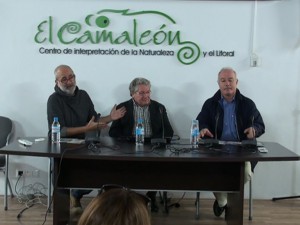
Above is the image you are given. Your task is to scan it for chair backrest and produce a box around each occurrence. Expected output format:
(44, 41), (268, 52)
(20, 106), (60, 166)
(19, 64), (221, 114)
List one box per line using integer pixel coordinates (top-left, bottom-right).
(0, 116), (13, 148)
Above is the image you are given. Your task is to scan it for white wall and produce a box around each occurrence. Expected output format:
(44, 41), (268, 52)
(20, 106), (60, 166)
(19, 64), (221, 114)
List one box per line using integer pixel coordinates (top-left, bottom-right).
(0, 0), (299, 200)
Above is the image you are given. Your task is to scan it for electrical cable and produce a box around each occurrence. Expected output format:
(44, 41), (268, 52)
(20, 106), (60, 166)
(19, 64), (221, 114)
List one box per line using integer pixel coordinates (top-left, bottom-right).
(166, 144), (203, 154)
(41, 144), (86, 225)
(17, 203), (34, 220)
(15, 174), (48, 220)
(14, 173), (23, 197)
(168, 192), (186, 208)
(87, 142), (120, 153)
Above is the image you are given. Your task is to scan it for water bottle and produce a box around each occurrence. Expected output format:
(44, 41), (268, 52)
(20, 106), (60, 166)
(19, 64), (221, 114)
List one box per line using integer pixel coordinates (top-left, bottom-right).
(135, 118), (144, 145)
(51, 117), (60, 143)
(190, 119), (199, 147)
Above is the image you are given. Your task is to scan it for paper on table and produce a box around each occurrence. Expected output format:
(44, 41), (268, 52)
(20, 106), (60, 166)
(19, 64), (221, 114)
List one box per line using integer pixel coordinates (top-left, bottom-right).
(60, 138), (85, 144)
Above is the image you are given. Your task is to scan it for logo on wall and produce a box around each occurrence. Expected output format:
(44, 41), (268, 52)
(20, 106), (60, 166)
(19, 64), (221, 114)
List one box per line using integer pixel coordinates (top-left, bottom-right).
(34, 9), (201, 65)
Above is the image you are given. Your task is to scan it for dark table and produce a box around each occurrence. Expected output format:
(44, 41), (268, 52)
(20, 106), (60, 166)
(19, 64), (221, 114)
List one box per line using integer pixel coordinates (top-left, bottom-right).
(1, 137), (299, 225)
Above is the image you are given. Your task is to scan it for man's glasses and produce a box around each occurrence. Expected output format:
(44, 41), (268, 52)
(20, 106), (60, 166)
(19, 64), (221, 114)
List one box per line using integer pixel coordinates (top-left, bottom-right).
(99, 184), (151, 206)
(58, 74), (75, 84)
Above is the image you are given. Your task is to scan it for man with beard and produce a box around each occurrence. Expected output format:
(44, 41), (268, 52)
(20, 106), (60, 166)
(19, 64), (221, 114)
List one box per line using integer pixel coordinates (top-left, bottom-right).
(47, 64), (126, 213)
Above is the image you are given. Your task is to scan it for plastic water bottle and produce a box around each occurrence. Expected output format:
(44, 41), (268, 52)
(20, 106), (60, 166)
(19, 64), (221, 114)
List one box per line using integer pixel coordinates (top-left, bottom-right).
(190, 119), (199, 147)
(135, 118), (144, 145)
(51, 117), (60, 143)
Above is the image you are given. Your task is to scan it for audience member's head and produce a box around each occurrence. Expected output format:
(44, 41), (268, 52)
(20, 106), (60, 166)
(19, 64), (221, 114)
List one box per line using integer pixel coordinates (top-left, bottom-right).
(78, 186), (151, 225)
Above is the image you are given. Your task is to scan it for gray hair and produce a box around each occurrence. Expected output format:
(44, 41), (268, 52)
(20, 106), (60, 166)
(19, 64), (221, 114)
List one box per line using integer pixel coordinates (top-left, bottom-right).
(129, 77), (151, 96)
(217, 67), (237, 81)
(54, 64), (73, 79)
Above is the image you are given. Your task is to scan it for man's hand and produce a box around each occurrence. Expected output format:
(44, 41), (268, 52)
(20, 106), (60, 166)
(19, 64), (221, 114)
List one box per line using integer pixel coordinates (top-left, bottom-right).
(110, 105), (126, 121)
(244, 127), (256, 139)
(199, 128), (214, 138)
(86, 116), (107, 131)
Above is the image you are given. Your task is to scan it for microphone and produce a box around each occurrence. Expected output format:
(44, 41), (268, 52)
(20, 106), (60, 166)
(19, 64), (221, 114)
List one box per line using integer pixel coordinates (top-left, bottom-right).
(96, 113), (101, 138)
(160, 106), (165, 141)
(242, 115), (257, 148)
(85, 113), (101, 145)
(198, 111), (220, 148)
(151, 106), (167, 146)
(214, 111), (220, 140)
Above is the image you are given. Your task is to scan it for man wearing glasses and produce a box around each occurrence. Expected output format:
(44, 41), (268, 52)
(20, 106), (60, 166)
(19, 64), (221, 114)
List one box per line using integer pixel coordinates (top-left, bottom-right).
(109, 77), (174, 212)
(47, 64), (126, 212)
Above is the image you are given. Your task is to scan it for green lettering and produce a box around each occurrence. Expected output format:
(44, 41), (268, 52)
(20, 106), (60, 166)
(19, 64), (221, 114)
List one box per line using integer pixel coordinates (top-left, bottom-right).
(95, 30), (114, 43)
(168, 31), (181, 45)
(34, 16), (53, 44)
(153, 25), (167, 45)
(114, 31), (132, 44)
(57, 22), (81, 44)
(76, 31), (96, 44)
(139, 30), (152, 45)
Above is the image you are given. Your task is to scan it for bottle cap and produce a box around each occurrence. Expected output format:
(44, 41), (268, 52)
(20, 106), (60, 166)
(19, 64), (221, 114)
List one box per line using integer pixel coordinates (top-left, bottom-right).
(192, 119), (199, 125)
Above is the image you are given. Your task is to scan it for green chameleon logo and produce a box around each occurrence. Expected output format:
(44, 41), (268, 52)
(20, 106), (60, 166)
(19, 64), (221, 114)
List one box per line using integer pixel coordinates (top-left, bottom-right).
(35, 9), (201, 65)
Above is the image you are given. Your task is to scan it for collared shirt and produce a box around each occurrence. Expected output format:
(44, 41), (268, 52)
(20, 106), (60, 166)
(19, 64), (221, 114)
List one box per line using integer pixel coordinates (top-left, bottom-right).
(133, 100), (152, 137)
(220, 96), (238, 141)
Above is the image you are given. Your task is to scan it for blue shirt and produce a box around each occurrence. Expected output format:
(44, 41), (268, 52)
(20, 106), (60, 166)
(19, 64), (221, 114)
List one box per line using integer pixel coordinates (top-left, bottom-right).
(220, 97), (238, 141)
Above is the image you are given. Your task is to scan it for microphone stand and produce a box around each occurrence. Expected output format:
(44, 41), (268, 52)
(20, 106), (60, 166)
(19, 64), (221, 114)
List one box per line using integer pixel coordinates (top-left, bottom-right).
(85, 113), (101, 146)
(154, 106), (180, 212)
(159, 191), (180, 214)
(215, 111), (219, 140)
(242, 116), (257, 148)
(96, 113), (101, 139)
(151, 107), (167, 146)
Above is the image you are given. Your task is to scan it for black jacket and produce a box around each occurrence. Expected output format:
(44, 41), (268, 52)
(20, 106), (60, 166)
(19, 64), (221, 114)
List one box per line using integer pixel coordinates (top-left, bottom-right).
(196, 89), (265, 171)
(109, 99), (174, 141)
(196, 89), (265, 141)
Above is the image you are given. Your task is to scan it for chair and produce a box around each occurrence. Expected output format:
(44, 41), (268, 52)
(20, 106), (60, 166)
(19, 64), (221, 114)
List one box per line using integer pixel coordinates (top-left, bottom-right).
(0, 116), (14, 210)
(248, 176), (253, 220)
(195, 177), (253, 220)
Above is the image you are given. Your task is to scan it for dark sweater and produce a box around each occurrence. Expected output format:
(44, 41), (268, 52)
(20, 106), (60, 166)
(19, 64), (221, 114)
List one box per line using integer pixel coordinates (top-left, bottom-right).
(47, 85), (97, 139)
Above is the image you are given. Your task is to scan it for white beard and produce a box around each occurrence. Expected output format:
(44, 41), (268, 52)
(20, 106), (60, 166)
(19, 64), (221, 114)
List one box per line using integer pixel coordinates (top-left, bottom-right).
(59, 84), (76, 95)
